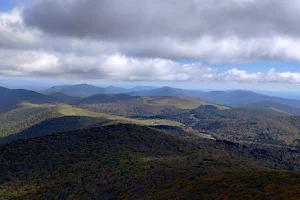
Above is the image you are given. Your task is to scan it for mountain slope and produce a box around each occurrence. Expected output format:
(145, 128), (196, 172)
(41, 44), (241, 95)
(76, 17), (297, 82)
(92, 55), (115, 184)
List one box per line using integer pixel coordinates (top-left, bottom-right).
(245, 100), (300, 115)
(180, 105), (300, 147)
(0, 103), (61, 137)
(1, 124), (300, 199)
(47, 92), (80, 104)
(0, 116), (110, 143)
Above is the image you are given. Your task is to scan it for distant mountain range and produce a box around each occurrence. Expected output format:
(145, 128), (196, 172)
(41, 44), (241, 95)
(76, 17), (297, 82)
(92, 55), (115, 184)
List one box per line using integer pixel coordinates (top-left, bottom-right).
(128, 86), (203, 98)
(129, 86), (300, 110)
(2, 84), (300, 115)
(43, 84), (156, 97)
(0, 86), (85, 113)
(0, 86), (52, 112)
(0, 85), (147, 113)
(197, 90), (300, 109)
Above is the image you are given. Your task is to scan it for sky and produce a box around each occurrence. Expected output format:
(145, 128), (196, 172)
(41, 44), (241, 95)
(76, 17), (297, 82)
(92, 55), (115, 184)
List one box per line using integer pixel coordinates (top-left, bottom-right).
(1, 0), (300, 92)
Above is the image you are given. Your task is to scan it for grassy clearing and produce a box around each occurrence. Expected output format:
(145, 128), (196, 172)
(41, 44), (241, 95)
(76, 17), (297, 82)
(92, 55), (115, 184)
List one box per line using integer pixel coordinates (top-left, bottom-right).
(57, 104), (104, 117)
(57, 104), (184, 126)
(133, 119), (183, 126)
(143, 96), (228, 110)
(20, 102), (54, 108)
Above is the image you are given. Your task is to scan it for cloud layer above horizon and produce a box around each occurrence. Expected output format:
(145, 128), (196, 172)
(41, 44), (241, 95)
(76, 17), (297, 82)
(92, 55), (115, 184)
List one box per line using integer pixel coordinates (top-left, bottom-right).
(1, 0), (300, 85)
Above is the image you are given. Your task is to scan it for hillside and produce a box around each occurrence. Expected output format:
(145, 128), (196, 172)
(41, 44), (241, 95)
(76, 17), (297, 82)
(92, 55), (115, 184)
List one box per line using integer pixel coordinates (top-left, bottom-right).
(0, 116), (110, 143)
(0, 102), (183, 143)
(176, 106), (300, 147)
(245, 100), (300, 115)
(1, 124), (300, 199)
(0, 103), (61, 137)
(79, 95), (227, 119)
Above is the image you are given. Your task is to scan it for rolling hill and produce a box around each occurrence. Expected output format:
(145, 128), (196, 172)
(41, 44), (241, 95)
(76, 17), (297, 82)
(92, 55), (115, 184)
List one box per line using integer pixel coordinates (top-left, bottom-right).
(0, 102), (61, 138)
(0, 102), (183, 143)
(79, 95), (228, 119)
(180, 105), (300, 147)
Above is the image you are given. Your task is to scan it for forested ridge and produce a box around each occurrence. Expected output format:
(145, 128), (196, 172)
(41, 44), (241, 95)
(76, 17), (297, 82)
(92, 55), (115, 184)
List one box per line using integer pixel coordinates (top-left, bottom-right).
(1, 124), (300, 199)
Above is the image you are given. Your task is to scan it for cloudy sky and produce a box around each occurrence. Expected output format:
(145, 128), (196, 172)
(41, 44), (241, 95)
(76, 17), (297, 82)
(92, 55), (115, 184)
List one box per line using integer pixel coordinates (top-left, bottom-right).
(1, 0), (300, 91)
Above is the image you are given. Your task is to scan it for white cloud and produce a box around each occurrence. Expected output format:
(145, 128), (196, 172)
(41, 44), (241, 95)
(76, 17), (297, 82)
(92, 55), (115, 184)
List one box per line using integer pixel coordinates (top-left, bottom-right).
(20, 0), (300, 64)
(0, 50), (209, 81)
(0, 9), (39, 49)
(0, 2), (299, 86)
(266, 69), (300, 84)
(0, 48), (300, 85)
(218, 68), (262, 82)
